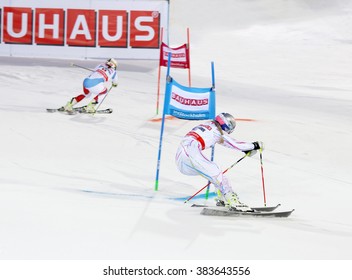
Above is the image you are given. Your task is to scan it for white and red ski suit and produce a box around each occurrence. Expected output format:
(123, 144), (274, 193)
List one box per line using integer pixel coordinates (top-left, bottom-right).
(175, 120), (256, 196)
(73, 63), (118, 103)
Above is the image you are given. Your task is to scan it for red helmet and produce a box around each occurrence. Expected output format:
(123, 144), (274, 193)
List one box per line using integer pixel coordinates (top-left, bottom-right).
(215, 113), (236, 134)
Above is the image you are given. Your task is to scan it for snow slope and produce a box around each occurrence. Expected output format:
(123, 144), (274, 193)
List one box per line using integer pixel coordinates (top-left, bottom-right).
(0, 0), (352, 262)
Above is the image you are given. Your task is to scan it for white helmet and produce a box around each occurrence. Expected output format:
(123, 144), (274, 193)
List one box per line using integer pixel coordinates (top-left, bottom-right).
(215, 113), (236, 134)
(106, 58), (118, 69)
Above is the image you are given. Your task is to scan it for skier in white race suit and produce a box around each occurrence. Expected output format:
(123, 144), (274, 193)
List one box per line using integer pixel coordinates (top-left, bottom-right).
(61, 58), (119, 113)
(175, 112), (264, 212)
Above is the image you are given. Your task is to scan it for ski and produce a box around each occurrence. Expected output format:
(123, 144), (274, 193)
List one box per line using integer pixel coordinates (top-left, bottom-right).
(46, 108), (77, 115)
(46, 107), (113, 114)
(78, 108), (113, 114)
(200, 207), (294, 218)
(191, 203), (281, 212)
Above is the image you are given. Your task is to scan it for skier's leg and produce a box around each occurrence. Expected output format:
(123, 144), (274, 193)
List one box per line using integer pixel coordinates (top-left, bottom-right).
(84, 83), (106, 113)
(177, 140), (252, 211)
(176, 140), (229, 190)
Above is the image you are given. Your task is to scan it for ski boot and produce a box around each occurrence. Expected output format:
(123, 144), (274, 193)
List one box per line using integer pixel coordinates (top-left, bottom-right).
(82, 101), (98, 113)
(58, 98), (76, 113)
(215, 189), (226, 207)
(224, 192), (253, 212)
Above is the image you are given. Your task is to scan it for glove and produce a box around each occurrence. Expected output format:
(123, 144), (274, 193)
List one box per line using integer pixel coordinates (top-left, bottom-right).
(112, 82), (118, 87)
(252, 141), (264, 151)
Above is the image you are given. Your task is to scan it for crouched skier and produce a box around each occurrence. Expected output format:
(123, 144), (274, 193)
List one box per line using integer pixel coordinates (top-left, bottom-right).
(175, 112), (264, 212)
(60, 58), (119, 114)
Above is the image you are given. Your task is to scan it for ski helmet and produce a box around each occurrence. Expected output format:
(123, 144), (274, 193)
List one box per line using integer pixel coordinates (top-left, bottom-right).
(215, 113), (236, 134)
(106, 58), (118, 69)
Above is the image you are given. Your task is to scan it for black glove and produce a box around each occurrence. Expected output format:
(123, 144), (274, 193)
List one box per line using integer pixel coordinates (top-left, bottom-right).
(252, 141), (264, 150)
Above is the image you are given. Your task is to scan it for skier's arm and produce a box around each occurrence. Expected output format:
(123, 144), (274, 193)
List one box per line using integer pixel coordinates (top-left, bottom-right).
(220, 134), (263, 155)
(93, 63), (104, 71)
(111, 71), (118, 87)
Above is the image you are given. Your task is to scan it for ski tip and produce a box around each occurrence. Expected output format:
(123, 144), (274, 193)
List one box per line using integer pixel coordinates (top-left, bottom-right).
(93, 108), (113, 114)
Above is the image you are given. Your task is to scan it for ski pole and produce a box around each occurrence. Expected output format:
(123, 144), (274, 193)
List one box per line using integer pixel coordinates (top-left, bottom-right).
(70, 63), (93, 72)
(205, 61), (216, 200)
(259, 147), (267, 206)
(184, 153), (248, 204)
(205, 146), (215, 200)
(93, 84), (114, 115)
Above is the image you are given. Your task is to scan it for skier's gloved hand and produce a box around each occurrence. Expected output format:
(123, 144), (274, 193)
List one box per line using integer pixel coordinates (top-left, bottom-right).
(252, 141), (264, 150)
(112, 82), (118, 87)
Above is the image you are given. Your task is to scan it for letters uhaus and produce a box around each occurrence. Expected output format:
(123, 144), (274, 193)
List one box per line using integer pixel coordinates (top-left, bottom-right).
(1, 6), (161, 48)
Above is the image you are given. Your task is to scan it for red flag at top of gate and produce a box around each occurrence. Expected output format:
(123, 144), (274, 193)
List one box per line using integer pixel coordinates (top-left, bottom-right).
(159, 42), (190, 69)
(154, 28), (192, 115)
